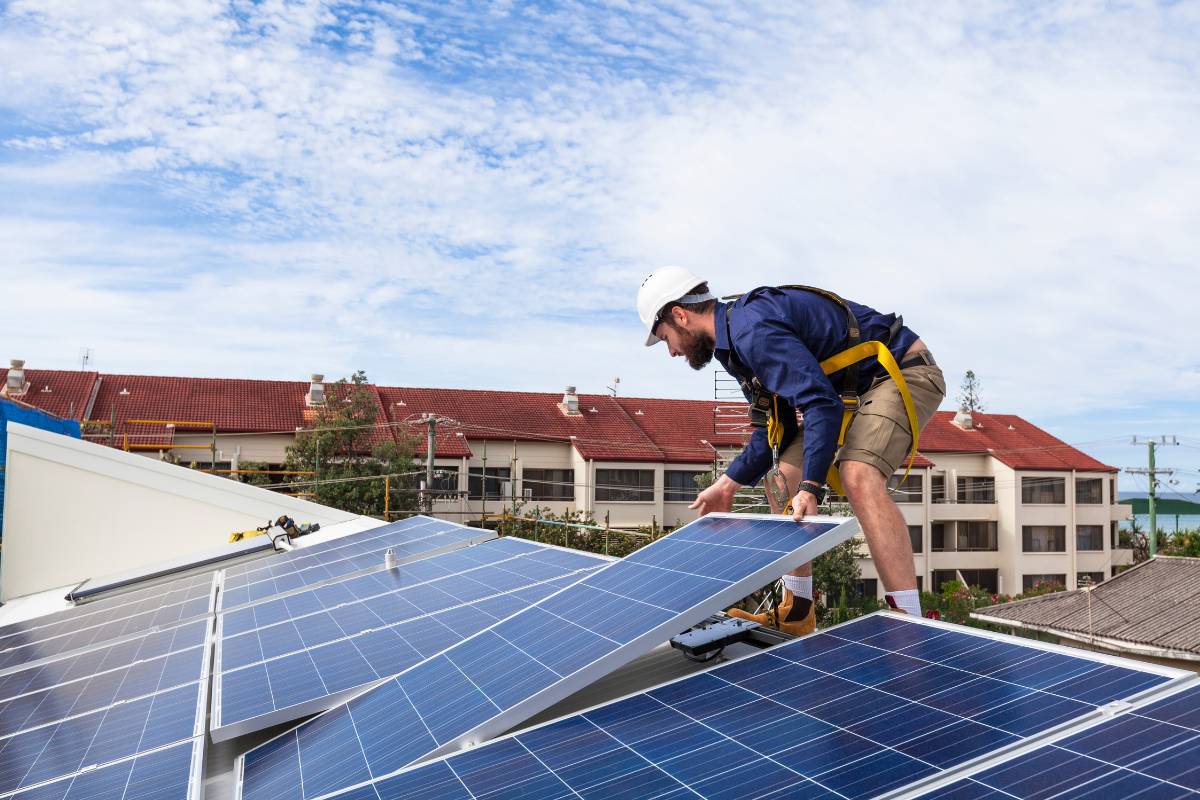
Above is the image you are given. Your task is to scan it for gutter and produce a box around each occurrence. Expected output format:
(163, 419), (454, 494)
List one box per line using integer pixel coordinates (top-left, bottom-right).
(970, 612), (1200, 663)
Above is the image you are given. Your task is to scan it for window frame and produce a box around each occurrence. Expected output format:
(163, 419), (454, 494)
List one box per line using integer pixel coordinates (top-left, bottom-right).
(663, 470), (707, 503)
(595, 468), (656, 503)
(522, 468), (575, 502)
(1022, 475), (1066, 504)
(1022, 525), (1067, 553)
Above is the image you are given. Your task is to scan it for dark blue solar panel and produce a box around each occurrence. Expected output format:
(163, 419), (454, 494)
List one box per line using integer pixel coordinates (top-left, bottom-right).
(219, 516), (490, 610)
(220, 578), (583, 736)
(0, 644), (204, 739)
(920, 684), (1200, 799)
(0, 681), (200, 795)
(5, 738), (198, 800)
(0, 584), (214, 674)
(0, 572), (214, 645)
(239, 515), (857, 800)
(297, 613), (1175, 800)
(0, 620), (207, 701)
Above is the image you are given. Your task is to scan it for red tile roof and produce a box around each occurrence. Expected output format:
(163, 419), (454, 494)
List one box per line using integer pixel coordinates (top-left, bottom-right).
(1, 368), (1112, 471)
(0, 369), (98, 421)
(918, 411), (1115, 472)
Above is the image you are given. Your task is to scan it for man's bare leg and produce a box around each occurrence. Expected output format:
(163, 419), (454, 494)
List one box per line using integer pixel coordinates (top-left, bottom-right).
(767, 461), (811, 580)
(840, 460), (920, 614)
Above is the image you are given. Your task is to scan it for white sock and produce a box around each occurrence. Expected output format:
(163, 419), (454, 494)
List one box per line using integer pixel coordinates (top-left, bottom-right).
(886, 589), (921, 617)
(781, 575), (812, 601)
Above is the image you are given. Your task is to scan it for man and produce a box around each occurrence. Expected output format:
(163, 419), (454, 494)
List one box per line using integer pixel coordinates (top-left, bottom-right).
(637, 266), (945, 634)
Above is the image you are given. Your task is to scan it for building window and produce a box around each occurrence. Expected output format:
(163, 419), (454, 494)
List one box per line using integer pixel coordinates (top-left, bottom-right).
(957, 521), (998, 551)
(522, 468), (574, 501)
(889, 474), (922, 503)
(908, 525), (923, 554)
(1023, 574), (1066, 593)
(1076, 525), (1104, 551)
(468, 467), (511, 500)
(932, 522), (997, 552)
(1077, 572), (1105, 587)
(1076, 478), (1103, 504)
(1022, 476), (1065, 504)
(956, 476), (995, 504)
(1111, 521), (1119, 550)
(931, 522), (948, 552)
(931, 474), (947, 504)
(664, 470), (706, 502)
(932, 569), (998, 594)
(1110, 477), (1117, 503)
(1023, 525), (1066, 552)
(595, 469), (655, 502)
(851, 578), (879, 600)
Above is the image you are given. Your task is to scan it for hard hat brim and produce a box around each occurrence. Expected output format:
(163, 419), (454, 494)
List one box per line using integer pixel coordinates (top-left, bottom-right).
(645, 331), (659, 347)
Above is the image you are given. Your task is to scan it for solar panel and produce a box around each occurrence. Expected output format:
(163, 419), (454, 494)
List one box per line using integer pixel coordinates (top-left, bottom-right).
(0, 573), (217, 675)
(303, 613), (1185, 800)
(211, 537), (606, 740)
(0, 619), (208, 703)
(917, 683), (1200, 799)
(0, 571), (214, 643)
(236, 512), (862, 800)
(0, 616), (211, 798)
(0, 738), (203, 800)
(219, 516), (495, 611)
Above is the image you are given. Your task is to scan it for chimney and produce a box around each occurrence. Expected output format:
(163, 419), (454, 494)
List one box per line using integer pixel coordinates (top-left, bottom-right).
(307, 374), (326, 407)
(952, 406), (974, 431)
(558, 386), (581, 416)
(5, 359), (28, 397)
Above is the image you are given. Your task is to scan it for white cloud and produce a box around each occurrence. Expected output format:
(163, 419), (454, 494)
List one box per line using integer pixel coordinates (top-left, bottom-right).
(0, 0), (1197, 445)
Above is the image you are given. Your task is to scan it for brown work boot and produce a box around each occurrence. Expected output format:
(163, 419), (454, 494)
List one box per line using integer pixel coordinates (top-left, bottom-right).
(775, 591), (816, 636)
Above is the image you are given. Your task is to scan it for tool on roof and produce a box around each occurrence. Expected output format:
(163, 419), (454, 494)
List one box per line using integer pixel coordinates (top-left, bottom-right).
(229, 515), (319, 551)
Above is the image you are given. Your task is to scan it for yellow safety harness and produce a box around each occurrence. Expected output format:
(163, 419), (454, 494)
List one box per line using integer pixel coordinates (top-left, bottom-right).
(727, 286), (920, 507)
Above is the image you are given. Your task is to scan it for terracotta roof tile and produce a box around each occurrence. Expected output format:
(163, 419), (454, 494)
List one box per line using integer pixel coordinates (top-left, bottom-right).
(918, 411), (1115, 472)
(0, 369), (97, 421)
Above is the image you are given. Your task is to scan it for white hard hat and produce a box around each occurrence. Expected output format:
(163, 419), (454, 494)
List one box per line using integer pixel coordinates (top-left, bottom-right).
(637, 266), (714, 346)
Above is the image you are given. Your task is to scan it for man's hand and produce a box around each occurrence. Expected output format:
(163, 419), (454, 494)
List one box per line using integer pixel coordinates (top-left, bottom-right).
(690, 474), (740, 516)
(790, 489), (818, 521)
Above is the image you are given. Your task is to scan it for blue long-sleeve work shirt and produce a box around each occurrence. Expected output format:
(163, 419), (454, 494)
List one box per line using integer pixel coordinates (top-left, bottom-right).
(715, 287), (919, 487)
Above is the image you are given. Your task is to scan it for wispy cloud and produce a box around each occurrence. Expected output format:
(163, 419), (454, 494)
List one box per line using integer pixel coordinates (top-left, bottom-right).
(0, 1), (1198, 458)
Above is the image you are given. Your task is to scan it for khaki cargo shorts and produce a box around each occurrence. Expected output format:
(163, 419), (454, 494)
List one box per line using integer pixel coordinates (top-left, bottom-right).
(780, 360), (946, 479)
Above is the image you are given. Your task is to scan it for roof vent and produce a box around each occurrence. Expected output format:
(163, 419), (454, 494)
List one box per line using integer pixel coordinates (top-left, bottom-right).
(588, 406), (598, 413)
(119, 388), (131, 396)
(952, 407), (974, 431)
(40, 385), (51, 393)
(635, 409), (644, 415)
(559, 386), (581, 417)
(395, 400), (406, 406)
(307, 374), (325, 407)
(5, 359), (28, 397)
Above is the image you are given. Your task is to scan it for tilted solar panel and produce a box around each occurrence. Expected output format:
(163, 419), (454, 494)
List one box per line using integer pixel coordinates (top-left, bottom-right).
(211, 537), (606, 740)
(0, 738), (203, 800)
(0, 571), (214, 644)
(311, 613), (1185, 800)
(918, 683), (1200, 799)
(219, 516), (495, 611)
(0, 574), (217, 675)
(236, 513), (863, 800)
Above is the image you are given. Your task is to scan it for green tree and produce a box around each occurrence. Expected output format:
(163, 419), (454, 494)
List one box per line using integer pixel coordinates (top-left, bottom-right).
(284, 371), (419, 517)
(957, 370), (985, 413)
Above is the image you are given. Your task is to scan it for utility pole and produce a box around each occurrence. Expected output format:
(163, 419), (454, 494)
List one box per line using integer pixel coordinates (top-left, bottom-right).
(420, 413), (437, 514)
(1127, 435), (1178, 558)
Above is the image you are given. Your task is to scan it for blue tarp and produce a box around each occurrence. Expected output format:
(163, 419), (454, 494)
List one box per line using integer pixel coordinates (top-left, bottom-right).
(0, 399), (81, 537)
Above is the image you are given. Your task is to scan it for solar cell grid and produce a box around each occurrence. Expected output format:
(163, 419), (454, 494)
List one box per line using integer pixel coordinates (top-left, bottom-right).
(918, 684), (1200, 800)
(0, 571), (214, 644)
(0, 620), (208, 703)
(213, 539), (606, 740)
(306, 613), (1181, 800)
(219, 517), (494, 610)
(2, 738), (202, 800)
(236, 513), (863, 800)
(0, 575), (217, 675)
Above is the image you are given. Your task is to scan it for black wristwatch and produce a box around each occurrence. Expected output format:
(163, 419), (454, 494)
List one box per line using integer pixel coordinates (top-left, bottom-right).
(797, 481), (828, 504)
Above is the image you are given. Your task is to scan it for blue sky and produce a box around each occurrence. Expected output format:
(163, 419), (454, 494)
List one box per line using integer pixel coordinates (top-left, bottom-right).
(1, 1), (1198, 481)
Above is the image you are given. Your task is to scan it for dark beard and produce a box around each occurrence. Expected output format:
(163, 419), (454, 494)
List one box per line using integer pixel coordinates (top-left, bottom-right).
(679, 328), (715, 370)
